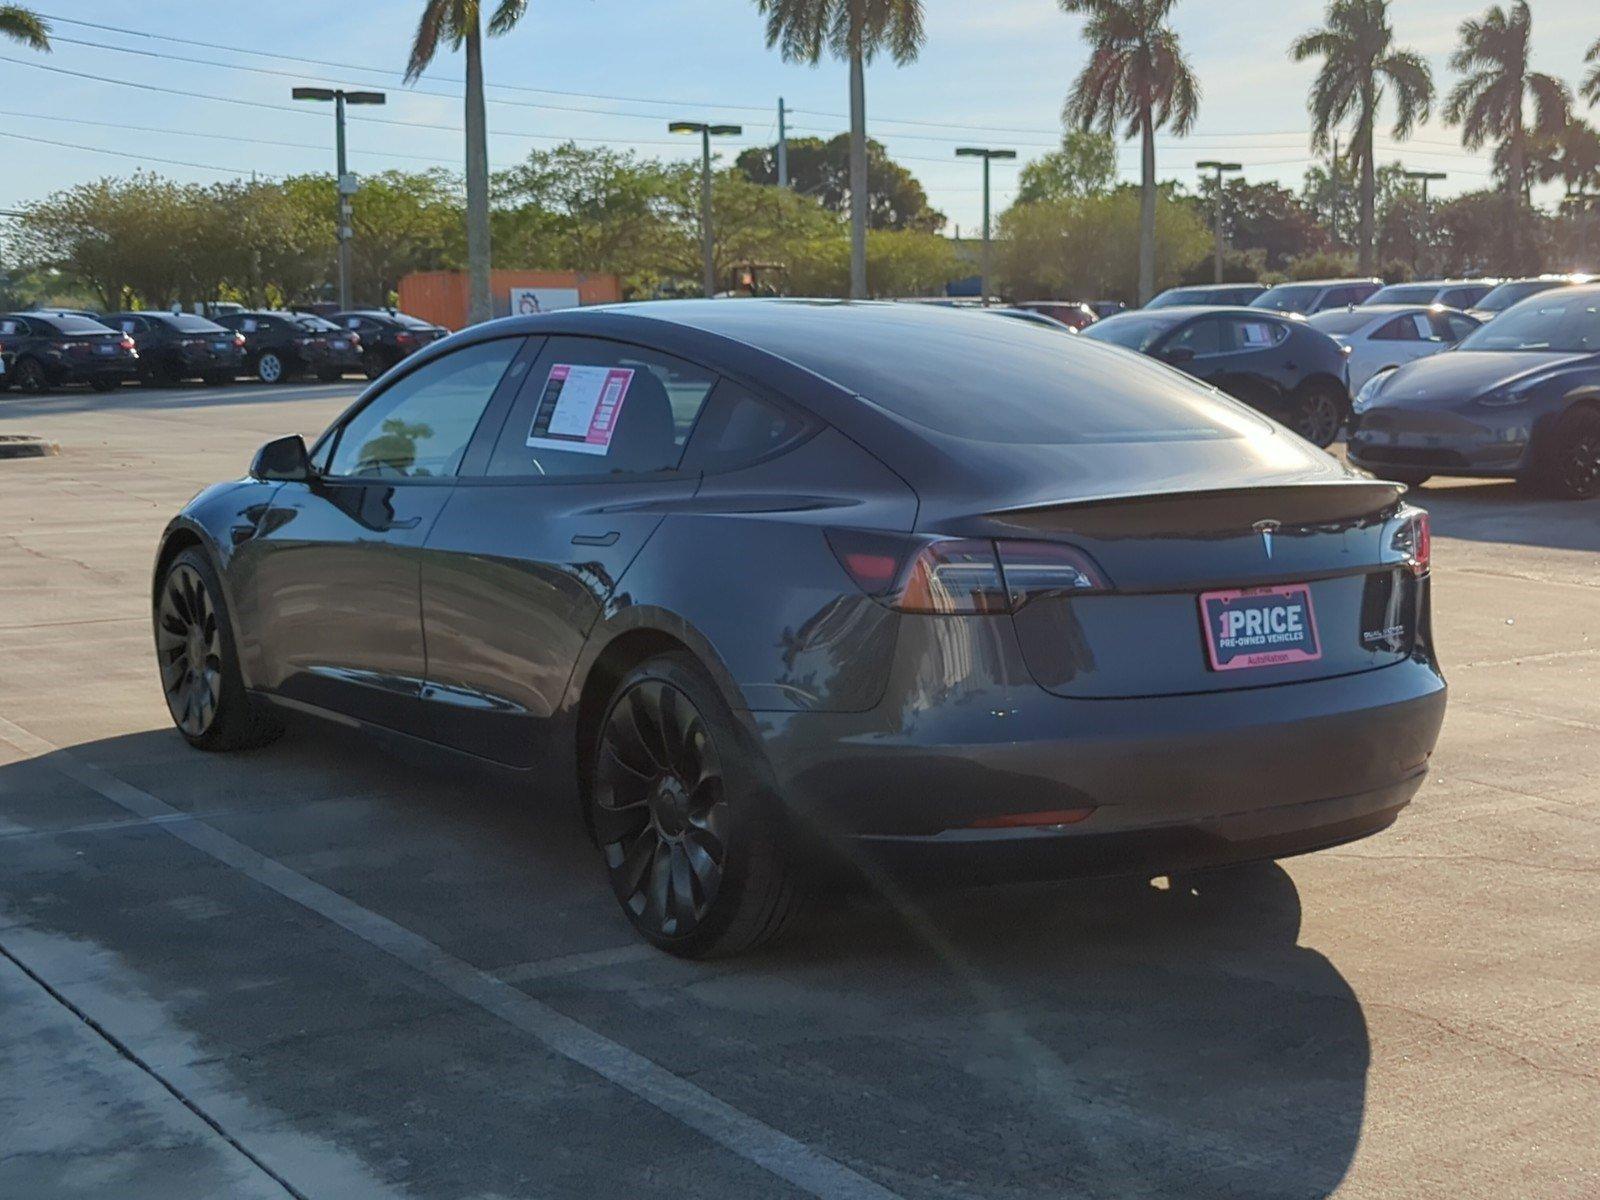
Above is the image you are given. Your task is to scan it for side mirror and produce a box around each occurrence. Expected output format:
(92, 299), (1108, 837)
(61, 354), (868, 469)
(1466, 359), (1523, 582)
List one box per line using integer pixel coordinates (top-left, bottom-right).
(1160, 346), (1196, 366)
(250, 434), (312, 482)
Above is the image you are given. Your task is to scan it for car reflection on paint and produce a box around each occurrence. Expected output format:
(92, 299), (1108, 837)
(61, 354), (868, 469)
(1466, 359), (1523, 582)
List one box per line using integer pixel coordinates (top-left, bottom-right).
(151, 300), (1447, 957)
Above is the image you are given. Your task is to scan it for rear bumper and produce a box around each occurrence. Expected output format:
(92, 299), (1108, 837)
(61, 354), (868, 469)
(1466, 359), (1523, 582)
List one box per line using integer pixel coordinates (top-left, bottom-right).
(1350, 405), (1534, 477)
(755, 612), (1446, 873)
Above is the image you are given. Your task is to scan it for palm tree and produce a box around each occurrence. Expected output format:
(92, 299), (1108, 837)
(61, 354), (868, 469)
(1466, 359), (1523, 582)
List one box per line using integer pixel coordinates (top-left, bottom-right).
(0, 5), (49, 49)
(1445, 2), (1570, 272)
(1060, 0), (1198, 305)
(1291, 1), (1432, 275)
(1583, 38), (1599, 110)
(757, 0), (926, 299)
(406, 1), (528, 324)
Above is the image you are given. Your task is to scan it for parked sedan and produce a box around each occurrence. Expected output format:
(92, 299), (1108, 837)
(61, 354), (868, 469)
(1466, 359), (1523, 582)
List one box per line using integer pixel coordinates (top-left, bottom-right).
(329, 309), (448, 379)
(0, 311), (138, 393)
(1363, 279), (1495, 310)
(107, 311), (246, 387)
(213, 310), (363, 384)
(1308, 305), (1480, 393)
(987, 306), (1077, 332)
(1146, 283), (1267, 309)
(151, 301), (1445, 956)
(1251, 278), (1383, 315)
(1349, 284), (1600, 498)
(1082, 306), (1352, 446)
(1011, 300), (1098, 330)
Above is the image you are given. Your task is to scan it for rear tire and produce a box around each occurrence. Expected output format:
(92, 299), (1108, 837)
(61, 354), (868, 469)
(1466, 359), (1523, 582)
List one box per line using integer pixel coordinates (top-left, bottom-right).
(14, 357), (49, 394)
(256, 352), (288, 385)
(1288, 382), (1346, 448)
(588, 653), (801, 958)
(1530, 405), (1600, 500)
(154, 548), (283, 752)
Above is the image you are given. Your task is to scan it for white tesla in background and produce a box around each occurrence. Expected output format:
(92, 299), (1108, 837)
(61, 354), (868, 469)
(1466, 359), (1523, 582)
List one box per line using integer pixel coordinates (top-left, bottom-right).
(1307, 304), (1481, 394)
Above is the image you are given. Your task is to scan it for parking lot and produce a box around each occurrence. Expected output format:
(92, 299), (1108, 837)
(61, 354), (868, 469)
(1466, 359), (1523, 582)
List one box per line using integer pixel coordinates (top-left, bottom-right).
(0, 380), (1596, 1198)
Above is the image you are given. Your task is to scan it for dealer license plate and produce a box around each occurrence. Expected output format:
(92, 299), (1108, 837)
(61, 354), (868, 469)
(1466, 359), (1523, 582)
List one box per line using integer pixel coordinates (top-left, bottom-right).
(1199, 583), (1322, 671)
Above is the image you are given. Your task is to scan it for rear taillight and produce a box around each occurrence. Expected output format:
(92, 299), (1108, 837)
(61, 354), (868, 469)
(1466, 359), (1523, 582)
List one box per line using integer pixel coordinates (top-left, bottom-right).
(121, 336), (137, 351)
(348, 332), (361, 346)
(233, 332), (246, 347)
(827, 531), (1111, 615)
(1391, 507), (1431, 576)
(394, 331), (414, 344)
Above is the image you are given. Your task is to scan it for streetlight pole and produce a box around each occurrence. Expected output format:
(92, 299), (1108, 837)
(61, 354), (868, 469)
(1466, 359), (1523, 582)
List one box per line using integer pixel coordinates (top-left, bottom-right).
(671, 121), (743, 298)
(955, 147), (1016, 306)
(293, 87), (386, 311)
(1404, 170), (1447, 276)
(1197, 160), (1243, 284)
(777, 98), (790, 189)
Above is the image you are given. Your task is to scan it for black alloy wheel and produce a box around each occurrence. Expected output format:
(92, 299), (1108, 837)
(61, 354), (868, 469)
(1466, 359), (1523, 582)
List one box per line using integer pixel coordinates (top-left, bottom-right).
(590, 655), (799, 957)
(14, 357), (49, 394)
(1541, 407), (1600, 500)
(1290, 385), (1344, 448)
(153, 548), (282, 751)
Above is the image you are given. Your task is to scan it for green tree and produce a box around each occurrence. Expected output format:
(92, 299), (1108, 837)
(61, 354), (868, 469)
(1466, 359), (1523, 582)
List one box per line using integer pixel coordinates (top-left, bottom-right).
(1290, 0), (1432, 275)
(0, 5), (48, 49)
(405, 0), (530, 324)
(661, 171), (844, 296)
(1060, 0), (1199, 304)
(756, 0), (927, 298)
(1445, 2), (1570, 272)
(1582, 38), (1599, 110)
(734, 134), (944, 231)
(1196, 178), (1327, 271)
(1014, 130), (1119, 203)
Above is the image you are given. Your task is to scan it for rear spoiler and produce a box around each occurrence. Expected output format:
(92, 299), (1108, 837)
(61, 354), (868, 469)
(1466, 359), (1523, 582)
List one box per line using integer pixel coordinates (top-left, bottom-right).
(985, 481), (1405, 539)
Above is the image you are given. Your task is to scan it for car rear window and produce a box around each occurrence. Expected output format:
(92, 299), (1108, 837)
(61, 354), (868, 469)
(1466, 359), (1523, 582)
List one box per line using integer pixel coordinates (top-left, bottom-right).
(1309, 310), (1378, 335)
(1368, 286), (1436, 305)
(165, 314), (227, 333)
(294, 315), (340, 332)
(1475, 281), (1565, 312)
(1081, 313), (1179, 352)
(1252, 286), (1321, 313)
(49, 315), (114, 334)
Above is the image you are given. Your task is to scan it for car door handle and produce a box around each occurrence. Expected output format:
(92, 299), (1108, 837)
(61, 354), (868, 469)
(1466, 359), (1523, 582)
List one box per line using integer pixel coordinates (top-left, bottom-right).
(572, 531), (620, 547)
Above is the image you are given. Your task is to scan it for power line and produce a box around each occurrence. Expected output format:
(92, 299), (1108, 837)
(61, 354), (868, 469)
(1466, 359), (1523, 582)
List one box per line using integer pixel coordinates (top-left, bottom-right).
(0, 129), (257, 175)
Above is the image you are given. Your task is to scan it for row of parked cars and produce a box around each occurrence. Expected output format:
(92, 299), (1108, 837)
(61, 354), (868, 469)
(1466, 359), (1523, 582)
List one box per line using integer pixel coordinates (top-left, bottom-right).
(0, 307), (448, 394)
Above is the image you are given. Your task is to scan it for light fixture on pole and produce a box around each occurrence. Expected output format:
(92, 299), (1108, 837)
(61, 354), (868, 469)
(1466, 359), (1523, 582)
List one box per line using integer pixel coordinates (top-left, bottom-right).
(1403, 171), (1447, 275)
(955, 147), (1016, 306)
(670, 121), (743, 298)
(293, 87), (387, 311)
(1196, 160), (1243, 284)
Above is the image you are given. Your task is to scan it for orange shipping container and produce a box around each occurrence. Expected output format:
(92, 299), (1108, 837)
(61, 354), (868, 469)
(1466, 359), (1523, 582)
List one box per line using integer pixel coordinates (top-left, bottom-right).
(397, 270), (623, 331)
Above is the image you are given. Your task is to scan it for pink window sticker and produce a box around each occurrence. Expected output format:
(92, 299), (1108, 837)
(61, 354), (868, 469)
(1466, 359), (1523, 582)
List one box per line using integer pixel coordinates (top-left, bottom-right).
(525, 364), (636, 456)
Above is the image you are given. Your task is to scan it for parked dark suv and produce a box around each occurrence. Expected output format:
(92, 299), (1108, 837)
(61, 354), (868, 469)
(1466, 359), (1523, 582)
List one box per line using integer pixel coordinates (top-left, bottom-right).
(214, 311), (363, 384)
(1251, 278), (1383, 315)
(0, 311), (139, 393)
(1082, 305), (1353, 446)
(107, 311), (246, 387)
(329, 309), (448, 379)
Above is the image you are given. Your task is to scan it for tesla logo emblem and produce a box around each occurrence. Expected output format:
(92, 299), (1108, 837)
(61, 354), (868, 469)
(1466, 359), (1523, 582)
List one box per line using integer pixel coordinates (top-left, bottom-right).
(1253, 519), (1282, 558)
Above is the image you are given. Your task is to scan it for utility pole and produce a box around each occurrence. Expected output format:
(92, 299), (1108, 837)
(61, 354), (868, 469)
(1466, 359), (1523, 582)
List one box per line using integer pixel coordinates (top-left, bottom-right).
(1403, 170), (1447, 276)
(1197, 160), (1243, 284)
(670, 120), (743, 298)
(292, 87), (386, 311)
(955, 147), (1016, 306)
(777, 98), (790, 189)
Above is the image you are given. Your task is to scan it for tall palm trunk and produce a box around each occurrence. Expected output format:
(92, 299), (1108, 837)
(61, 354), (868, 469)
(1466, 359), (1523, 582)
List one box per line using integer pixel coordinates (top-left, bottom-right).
(1138, 106), (1156, 305)
(1358, 83), (1376, 273)
(847, 25), (868, 299)
(1507, 109), (1524, 272)
(464, 14), (493, 324)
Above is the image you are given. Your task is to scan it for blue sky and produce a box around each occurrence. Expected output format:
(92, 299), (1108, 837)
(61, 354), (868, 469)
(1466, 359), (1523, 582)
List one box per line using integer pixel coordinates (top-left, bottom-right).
(1, 0), (1596, 233)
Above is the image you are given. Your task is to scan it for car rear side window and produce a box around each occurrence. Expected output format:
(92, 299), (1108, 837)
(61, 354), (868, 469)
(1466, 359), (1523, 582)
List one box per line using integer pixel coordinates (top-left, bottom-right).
(1165, 318), (1223, 355)
(327, 338), (521, 479)
(0, 318), (29, 336)
(481, 337), (716, 479)
(1373, 315), (1426, 341)
(681, 381), (809, 473)
(1223, 317), (1287, 349)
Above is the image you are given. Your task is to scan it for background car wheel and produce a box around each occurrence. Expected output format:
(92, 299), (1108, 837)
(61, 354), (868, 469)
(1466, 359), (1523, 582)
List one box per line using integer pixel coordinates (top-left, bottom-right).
(256, 353), (287, 385)
(589, 653), (800, 958)
(14, 357), (50, 394)
(316, 369), (344, 383)
(202, 371), (236, 387)
(1531, 406), (1600, 500)
(1288, 383), (1345, 448)
(154, 548), (283, 752)
(89, 377), (121, 393)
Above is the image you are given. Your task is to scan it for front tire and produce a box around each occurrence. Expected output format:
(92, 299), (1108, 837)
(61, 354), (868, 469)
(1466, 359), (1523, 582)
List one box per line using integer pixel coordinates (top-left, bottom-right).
(589, 654), (800, 958)
(1531, 406), (1600, 500)
(14, 357), (49, 394)
(1288, 382), (1346, 448)
(154, 548), (282, 751)
(256, 352), (288, 385)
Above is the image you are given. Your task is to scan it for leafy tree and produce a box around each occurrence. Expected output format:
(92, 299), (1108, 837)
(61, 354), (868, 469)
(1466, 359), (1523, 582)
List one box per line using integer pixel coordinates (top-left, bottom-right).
(1060, 0), (1199, 304)
(661, 171), (845, 296)
(734, 134), (944, 231)
(1014, 130), (1119, 203)
(1583, 38), (1599, 110)
(0, 5), (48, 49)
(406, 0), (530, 324)
(1446, 2), (1570, 272)
(756, 0), (927, 298)
(1290, 0), (1432, 274)
(1194, 178), (1327, 270)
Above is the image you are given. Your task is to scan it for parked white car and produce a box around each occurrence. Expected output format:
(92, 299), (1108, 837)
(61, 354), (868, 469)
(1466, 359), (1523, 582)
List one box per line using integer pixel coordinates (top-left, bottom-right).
(1306, 304), (1481, 394)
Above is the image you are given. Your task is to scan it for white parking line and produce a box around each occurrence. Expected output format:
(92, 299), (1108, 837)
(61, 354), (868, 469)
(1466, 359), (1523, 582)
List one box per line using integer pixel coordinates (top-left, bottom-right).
(0, 715), (901, 1200)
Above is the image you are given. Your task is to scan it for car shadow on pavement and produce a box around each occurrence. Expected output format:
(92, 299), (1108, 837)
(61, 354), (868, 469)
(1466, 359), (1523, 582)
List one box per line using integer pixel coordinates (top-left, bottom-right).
(0, 724), (1368, 1200)
(1408, 479), (1600, 552)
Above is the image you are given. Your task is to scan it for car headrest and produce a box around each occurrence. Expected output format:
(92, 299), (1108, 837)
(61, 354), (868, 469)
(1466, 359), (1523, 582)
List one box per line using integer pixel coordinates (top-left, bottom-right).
(605, 368), (678, 473)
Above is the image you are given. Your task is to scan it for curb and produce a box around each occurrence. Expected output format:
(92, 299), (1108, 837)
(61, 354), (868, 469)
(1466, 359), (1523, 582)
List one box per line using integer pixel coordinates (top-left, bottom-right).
(0, 435), (60, 460)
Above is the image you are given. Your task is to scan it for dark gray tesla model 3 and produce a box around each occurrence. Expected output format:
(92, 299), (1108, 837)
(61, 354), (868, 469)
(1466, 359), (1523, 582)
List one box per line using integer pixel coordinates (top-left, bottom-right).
(151, 300), (1447, 956)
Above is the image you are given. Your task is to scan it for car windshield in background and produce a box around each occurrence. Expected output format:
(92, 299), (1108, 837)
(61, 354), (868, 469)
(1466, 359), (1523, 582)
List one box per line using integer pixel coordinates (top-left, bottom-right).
(1309, 310), (1379, 335)
(1474, 281), (1564, 312)
(1455, 295), (1600, 353)
(1147, 289), (1211, 308)
(1368, 286), (1437, 305)
(294, 316), (341, 332)
(1081, 314), (1178, 352)
(1252, 286), (1320, 313)
(50, 315), (115, 334)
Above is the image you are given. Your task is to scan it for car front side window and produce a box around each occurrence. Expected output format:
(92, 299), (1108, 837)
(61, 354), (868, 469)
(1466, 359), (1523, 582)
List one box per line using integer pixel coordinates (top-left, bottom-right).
(326, 338), (523, 480)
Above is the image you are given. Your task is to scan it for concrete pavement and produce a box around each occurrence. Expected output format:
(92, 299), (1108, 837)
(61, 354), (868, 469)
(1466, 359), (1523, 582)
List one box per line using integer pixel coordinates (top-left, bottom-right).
(0, 379), (1596, 1198)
